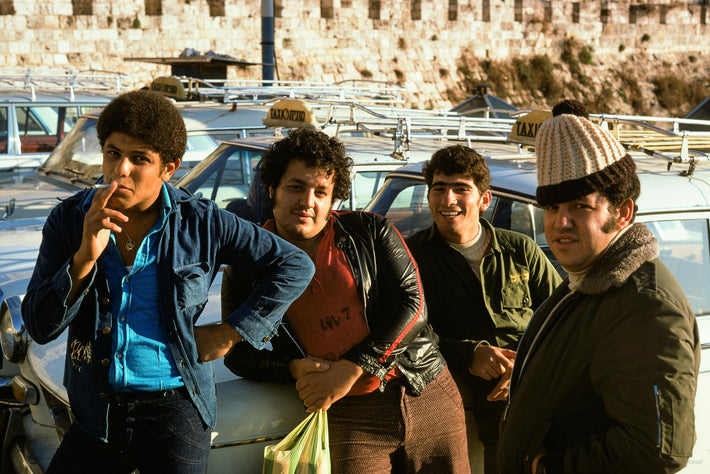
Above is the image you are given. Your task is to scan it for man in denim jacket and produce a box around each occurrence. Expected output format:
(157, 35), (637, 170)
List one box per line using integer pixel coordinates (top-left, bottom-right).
(21, 90), (314, 474)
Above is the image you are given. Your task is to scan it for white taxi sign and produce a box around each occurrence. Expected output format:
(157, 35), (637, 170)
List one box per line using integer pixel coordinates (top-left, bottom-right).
(263, 99), (317, 128)
(150, 76), (188, 100)
(508, 109), (552, 146)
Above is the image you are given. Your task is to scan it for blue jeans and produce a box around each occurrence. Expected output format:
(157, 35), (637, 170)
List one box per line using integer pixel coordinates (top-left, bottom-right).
(47, 388), (211, 474)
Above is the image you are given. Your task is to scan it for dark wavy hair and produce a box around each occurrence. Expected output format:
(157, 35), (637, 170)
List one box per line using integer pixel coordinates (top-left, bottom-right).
(96, 90), (187, 165)
(259, 127), (353, 201)
(422, 145), (490, 194)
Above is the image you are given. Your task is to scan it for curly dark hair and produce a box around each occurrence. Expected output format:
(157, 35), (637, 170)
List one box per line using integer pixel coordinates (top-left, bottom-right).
(259, 127), (353, 201)
(422, 145), (490, 194)
(96, 90), (187, 165)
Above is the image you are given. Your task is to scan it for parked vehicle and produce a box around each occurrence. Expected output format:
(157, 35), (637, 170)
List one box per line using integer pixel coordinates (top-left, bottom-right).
(0, 68), (128, 172)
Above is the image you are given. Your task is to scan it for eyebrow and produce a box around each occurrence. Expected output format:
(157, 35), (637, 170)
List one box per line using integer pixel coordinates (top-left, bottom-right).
(430, 180), (474, 188)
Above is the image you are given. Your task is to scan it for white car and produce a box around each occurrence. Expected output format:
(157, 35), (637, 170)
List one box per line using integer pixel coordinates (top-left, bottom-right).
(0, 68), (127, 172)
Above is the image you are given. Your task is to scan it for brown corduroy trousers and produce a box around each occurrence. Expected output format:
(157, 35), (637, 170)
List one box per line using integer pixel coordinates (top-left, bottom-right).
(327, 367), (471, 473)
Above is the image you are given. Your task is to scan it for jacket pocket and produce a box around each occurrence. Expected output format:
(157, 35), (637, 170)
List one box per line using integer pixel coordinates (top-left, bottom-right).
(655, 384), (696, 457)
(501, 282), (532, 309)
(172, 262), (211, 310)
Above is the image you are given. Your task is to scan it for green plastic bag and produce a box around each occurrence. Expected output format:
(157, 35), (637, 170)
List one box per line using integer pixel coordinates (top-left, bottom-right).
(262, 409), (331, 474)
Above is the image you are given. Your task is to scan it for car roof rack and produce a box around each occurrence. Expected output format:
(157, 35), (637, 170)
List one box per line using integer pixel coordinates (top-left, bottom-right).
(0, 68), (130, 101)
(508, 109), (710, 176)
(593, 114), (710, 166)
(167, 76), (408, 106)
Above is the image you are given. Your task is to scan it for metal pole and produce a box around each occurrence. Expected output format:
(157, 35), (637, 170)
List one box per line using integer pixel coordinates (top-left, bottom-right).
(261, 0), (275, 83)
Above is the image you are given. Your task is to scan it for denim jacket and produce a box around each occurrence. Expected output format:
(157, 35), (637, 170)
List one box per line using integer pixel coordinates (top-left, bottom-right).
(21, 185), (314, 441)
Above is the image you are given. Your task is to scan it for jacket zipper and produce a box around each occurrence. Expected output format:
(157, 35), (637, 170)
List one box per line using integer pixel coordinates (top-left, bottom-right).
(653, 384), (662, 450)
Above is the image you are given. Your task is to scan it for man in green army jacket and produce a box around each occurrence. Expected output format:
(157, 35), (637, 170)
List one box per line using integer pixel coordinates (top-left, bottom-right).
(406, 145), (562, 473)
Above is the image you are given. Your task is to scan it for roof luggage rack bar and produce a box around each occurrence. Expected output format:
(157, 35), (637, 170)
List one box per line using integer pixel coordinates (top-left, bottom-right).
(593, 114), (710, 163)
(0, 68), (129, 101)
(179, 77), (407, 105)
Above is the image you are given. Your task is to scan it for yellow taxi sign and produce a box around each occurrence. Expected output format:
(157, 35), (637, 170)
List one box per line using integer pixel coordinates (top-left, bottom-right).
(150, 76), (188, 100)
(263, 99), (317, 128)
(507, 109), (553, 146)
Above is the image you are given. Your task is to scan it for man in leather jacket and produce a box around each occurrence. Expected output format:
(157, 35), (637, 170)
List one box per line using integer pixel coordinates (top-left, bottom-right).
(406, 145), (561, 473)
(221, 127), (471, 473)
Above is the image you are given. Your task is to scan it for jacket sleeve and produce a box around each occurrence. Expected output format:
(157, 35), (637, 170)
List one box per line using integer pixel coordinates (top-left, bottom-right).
(341, 216), (428, 381)
(219, 211), (315, 350)
(21, 200), (93, 344)
(221, 264), (301, 383)
(545, 271), (699, 473)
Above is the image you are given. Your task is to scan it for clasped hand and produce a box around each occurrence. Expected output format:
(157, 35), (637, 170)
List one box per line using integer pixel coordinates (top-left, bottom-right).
(469, 345), (516, 402)
(290, 357), (364, 413)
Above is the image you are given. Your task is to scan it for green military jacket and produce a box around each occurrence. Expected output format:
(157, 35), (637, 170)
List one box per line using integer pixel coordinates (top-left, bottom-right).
(407, 218), (562, 373)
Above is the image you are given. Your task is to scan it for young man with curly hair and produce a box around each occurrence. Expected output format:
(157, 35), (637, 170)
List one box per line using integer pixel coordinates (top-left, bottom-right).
(222, 127), (471, 473)
(22, 90), (314, 473)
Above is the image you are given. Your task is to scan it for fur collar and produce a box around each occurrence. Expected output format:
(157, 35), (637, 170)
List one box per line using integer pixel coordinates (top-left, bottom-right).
(574, 223), (659, 295)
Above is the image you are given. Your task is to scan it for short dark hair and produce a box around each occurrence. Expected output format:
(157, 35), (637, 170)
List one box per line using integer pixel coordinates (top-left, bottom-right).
(259, 127), (353, 201)
(97, 90), (187, 165)
(597, 171), (641, 220)
(422, 145), (490, 194)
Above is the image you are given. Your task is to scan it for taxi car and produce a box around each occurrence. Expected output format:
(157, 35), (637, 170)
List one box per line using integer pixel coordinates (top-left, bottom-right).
(364, 111), (710, 472)
(0, 68), (127, 171)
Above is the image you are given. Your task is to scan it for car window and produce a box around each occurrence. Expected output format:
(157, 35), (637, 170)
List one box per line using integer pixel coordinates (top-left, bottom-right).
(341, 170), (391, 211)
(367, 178), (431, 238)
(180, 145), (262, 209)
(17, 105), (80, 154)
(0, 106), (7, 153)
(646, 218), (710, 315)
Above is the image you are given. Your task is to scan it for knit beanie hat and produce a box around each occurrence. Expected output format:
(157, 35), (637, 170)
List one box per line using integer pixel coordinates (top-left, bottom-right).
(535, 114), (636, 206)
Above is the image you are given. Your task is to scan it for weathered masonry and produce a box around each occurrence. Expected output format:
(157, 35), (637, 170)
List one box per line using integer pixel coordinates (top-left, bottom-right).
(1, 1), (708, 108)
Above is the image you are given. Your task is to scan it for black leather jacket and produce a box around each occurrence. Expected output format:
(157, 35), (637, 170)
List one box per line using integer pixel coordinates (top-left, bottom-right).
(222, 211), (446, 395)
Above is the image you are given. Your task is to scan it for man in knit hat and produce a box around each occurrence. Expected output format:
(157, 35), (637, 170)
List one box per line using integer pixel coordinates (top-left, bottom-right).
(497, 114), (700, 473)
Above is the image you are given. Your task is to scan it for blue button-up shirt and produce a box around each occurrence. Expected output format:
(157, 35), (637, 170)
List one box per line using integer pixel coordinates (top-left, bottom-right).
(92, 186), (183, 391)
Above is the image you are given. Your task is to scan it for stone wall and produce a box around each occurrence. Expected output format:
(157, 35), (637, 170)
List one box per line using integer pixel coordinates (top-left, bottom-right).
(1, 0), (708, 109)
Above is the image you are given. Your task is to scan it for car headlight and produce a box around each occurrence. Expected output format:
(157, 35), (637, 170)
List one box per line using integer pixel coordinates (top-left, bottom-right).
(1, 295), (27, 364)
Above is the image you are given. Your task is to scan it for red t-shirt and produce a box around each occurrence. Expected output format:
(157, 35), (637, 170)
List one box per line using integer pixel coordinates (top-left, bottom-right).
(266, 217), (398, 395)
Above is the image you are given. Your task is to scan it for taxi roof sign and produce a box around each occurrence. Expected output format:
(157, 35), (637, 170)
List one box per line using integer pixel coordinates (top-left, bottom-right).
(507, 109), (552, 146)
(150, 76), (188, 100)
(263, 99), (317, 128)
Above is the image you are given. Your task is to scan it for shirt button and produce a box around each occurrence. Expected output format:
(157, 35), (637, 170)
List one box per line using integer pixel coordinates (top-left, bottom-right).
(102, 327), (111, 335)
(100, 297), (110, 306)
(262, 336), (270, 343)
(116, 354), (122, 359)
(523, 454), (530, 463)
(120, 316), (126, 322)
(523, 296), (530, 305)
(101, 359), (110, 366)
(98, 392), (107, 400)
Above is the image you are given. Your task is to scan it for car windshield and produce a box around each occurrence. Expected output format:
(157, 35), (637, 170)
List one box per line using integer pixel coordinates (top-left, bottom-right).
(37, 117), (246, 186)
